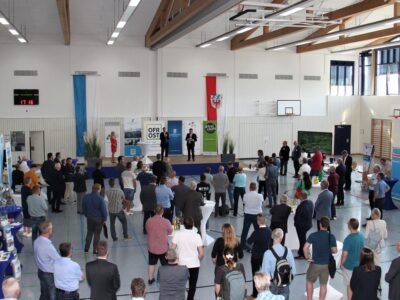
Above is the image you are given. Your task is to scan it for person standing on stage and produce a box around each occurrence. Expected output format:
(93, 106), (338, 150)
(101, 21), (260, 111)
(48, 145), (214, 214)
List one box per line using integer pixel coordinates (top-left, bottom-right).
(160, 127), (169, 161)
(109, 131), (118, 164)
(185, 128), (197, 162)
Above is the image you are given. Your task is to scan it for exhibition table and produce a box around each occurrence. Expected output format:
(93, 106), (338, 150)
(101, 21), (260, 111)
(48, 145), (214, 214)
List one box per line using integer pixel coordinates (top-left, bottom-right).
(200, 200), (215, 246)
(0, 206), (22, 221)
(384, 178), (398, 210)
(0, 253), (15, 299)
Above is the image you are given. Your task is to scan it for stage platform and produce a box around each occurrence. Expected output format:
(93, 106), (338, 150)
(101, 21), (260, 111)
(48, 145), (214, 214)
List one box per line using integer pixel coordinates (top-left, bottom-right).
(85, 155), (241, 178)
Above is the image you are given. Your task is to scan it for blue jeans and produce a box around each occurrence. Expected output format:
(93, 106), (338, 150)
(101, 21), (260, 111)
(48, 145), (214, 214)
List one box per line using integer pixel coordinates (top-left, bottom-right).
(266, 180), (277, 206)
(241, 214), (259, 250)
(109, 211), (128, 241)
(228, 183), (234, 208)
(270, 284), (290, 300)
(38, 270), (56, 300)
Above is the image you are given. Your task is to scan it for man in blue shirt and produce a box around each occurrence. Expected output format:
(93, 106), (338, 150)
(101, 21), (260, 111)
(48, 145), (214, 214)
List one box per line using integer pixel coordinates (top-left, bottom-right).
(83, 184), (108, 254)
(156, 177), (174, 222)
(54, 242), (83, 299)
(261, 228), (296, 300)
(33, 220), (61, 300)
(340, 218), (364, 300)
(374, 172), (390, 218)
(304, 217), (337, 300)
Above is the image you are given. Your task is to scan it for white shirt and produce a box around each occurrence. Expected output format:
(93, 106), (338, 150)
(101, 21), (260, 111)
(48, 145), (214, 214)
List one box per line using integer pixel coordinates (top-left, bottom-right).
(131, 297), (145, 300)
(172, 228), (203, 268)
(121, 170), (136, 189)
(20, 161), (29, 173)
(257, 167), (266, 181)
(368, 173), (378, 191)
(166, 177), (179, 188)
(243, 191), (263, 214)
(298, 163), (311, 176)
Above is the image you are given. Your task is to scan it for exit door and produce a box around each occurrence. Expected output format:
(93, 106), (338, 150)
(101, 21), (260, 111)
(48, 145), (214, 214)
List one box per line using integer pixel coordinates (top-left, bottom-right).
(334, 125), (351, 155)
(29, 131), (45, 163)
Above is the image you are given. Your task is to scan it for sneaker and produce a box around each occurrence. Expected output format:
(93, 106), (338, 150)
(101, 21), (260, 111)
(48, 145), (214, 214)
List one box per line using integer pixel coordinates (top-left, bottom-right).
(124, 236), (132, 241)
(148, 278), (155, 285)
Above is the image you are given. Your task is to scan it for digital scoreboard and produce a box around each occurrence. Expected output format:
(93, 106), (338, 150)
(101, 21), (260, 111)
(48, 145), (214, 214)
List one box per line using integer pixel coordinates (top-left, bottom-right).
(14, 89), (39, 105)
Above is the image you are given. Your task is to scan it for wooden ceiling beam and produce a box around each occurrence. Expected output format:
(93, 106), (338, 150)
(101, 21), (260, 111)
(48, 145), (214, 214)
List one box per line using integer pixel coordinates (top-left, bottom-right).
(231, 0), (391, 50)
(56, 0), (70, 45)
(146, 0), (214, 48)
(296, 26), (400, 53)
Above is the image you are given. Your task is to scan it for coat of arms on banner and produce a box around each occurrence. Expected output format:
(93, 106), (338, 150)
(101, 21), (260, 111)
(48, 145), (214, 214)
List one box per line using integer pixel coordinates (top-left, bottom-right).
(210, 94), (222, 109)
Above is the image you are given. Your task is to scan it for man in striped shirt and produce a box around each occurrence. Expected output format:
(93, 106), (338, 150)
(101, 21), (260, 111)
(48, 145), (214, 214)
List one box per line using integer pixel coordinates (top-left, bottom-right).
(106, 178), (131, 242)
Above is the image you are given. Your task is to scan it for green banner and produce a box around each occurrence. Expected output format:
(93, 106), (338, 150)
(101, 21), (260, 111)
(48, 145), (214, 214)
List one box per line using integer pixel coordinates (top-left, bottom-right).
(203, 121), (218, 153)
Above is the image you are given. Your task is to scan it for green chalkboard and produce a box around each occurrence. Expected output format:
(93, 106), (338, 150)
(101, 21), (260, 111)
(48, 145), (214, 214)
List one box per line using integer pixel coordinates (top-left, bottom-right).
(298, 131), (333, 155)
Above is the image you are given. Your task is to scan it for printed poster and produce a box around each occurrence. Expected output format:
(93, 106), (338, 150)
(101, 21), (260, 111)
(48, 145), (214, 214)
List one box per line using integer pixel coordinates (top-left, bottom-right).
(203, 121), (218, 154)
(124, 117), (142, 157)
(167, 120), (183, 155)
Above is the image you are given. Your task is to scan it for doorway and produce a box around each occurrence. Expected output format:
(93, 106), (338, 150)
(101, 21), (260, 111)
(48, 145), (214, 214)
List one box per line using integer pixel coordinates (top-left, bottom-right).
(334, 125), (351, 155)
(29, 131), (45, 163)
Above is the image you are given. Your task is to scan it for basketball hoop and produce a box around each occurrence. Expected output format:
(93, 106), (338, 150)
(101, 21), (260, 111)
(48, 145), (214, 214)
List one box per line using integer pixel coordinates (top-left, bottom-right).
(389, 115), (400, 119)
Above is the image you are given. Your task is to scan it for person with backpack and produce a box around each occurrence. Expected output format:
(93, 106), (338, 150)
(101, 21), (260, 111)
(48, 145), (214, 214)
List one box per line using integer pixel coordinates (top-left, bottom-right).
(365, 208), (387, 265)
(261, 228), (295, 300)
(214, 247), (246, 300)
(340, 218), (365, 300)
(304, 217), (337, 300)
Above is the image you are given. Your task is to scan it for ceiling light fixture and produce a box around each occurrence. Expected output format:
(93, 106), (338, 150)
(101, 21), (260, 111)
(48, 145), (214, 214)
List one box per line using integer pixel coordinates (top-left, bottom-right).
(0, 17), (9, 25)
(237, 27), (253, 34)
(0, 10), (29, 43)
(107, 0), (141, 45)
(200, 43), (211, 48)
(265, 16), (400, 51)
(273, 47), (286, 51)
(280, 7), (304, 17)
(216, 36), (229, 42)
(331, 40), (400, 54)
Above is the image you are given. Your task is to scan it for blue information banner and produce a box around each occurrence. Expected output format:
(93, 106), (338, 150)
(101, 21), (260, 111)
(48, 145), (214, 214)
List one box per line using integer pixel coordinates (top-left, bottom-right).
(392, 147), (400, 198)
(0, 135), (3, 188)
(168, 120), (183, 155)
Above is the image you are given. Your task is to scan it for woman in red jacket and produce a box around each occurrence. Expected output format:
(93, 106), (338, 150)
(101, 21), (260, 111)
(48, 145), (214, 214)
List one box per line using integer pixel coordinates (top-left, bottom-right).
(109, 131), (117, 163)
(310, 147), (323, 177)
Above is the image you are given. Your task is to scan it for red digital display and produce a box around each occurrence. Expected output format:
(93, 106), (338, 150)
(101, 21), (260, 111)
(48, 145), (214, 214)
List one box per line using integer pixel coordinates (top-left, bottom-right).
(14, 89), (39, 105)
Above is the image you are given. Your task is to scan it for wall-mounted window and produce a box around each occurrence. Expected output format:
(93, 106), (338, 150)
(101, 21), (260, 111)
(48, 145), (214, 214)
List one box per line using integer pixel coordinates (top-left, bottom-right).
(360, 51), (372, 96)
(330, 60), (354, 96)
(376, 47), (400, 95)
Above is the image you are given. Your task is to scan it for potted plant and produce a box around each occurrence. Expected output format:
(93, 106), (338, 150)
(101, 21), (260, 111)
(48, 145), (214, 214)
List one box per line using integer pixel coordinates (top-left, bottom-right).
(220, 134), (236, 163)
(84, 131), (102, 168)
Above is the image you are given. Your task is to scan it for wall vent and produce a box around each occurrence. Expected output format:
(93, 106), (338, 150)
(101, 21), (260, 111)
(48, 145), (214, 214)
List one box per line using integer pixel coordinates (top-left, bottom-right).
(74, 71), (99, 76)
(167, 72), (188, 78)
(304, 75), (321, 81)
(14, 70), (38, 76)
(118, 71), (140, 78)
(239, 73), (258, 79)
(206, 73), (227, 77)
(275, 74), (293, 80)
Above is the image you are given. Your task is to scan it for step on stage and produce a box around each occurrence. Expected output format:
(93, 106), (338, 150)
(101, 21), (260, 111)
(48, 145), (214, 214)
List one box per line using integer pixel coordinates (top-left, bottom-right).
(90, 155), (240, 177)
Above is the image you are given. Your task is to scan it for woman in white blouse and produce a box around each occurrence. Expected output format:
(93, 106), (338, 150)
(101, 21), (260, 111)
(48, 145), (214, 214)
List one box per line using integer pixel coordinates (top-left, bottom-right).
(365, 208), (388, 265)
(256, 162), (266, 199)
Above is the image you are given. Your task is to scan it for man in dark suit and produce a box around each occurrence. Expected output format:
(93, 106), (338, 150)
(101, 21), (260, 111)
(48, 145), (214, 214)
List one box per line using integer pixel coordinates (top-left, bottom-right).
(41, 152), (54, 204)
(171, 176), (190, 217)
(140, 175), (157, 234)
(336, 158), (346, 206)
(342, 150), (353, 191)
(385, 240), (400, 300)
(279, 141), (290, 176)
(294, 191), (314, 259)
(152, 154), (166, 184)
(291, 141), (302, 178)
(50, 162), (65, 213)
(270, 194), (291, 245)
(185, 128), (197, 161)
(182, 181), (204, 232)
(86, 240), (120, 300)
(160, 127), (169, 161)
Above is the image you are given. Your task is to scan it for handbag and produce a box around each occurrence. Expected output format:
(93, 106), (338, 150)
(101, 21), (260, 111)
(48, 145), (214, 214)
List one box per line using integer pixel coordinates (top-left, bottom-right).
(328, 230), (336, 278)
(103, 223), (109, 239)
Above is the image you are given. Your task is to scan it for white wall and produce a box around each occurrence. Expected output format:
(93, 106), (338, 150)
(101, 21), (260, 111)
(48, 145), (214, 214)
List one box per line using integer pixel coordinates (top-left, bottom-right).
(0, 42), (369, 160)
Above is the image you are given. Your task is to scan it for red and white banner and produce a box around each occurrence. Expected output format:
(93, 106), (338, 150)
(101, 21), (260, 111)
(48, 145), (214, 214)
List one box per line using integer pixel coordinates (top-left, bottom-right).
(206, 76), (217, 121)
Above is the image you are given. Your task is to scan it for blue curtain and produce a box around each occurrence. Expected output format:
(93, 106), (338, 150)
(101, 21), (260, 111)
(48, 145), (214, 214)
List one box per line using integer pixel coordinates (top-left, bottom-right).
(73, 75), (87, 157)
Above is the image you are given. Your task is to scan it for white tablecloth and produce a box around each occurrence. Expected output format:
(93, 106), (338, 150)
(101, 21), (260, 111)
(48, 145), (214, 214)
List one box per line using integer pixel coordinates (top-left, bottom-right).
(200, 200), (215, 246)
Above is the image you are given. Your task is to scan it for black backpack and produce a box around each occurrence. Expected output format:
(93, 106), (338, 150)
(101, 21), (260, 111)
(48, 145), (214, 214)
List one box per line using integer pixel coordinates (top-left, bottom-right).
(271, 247), (293, 286)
